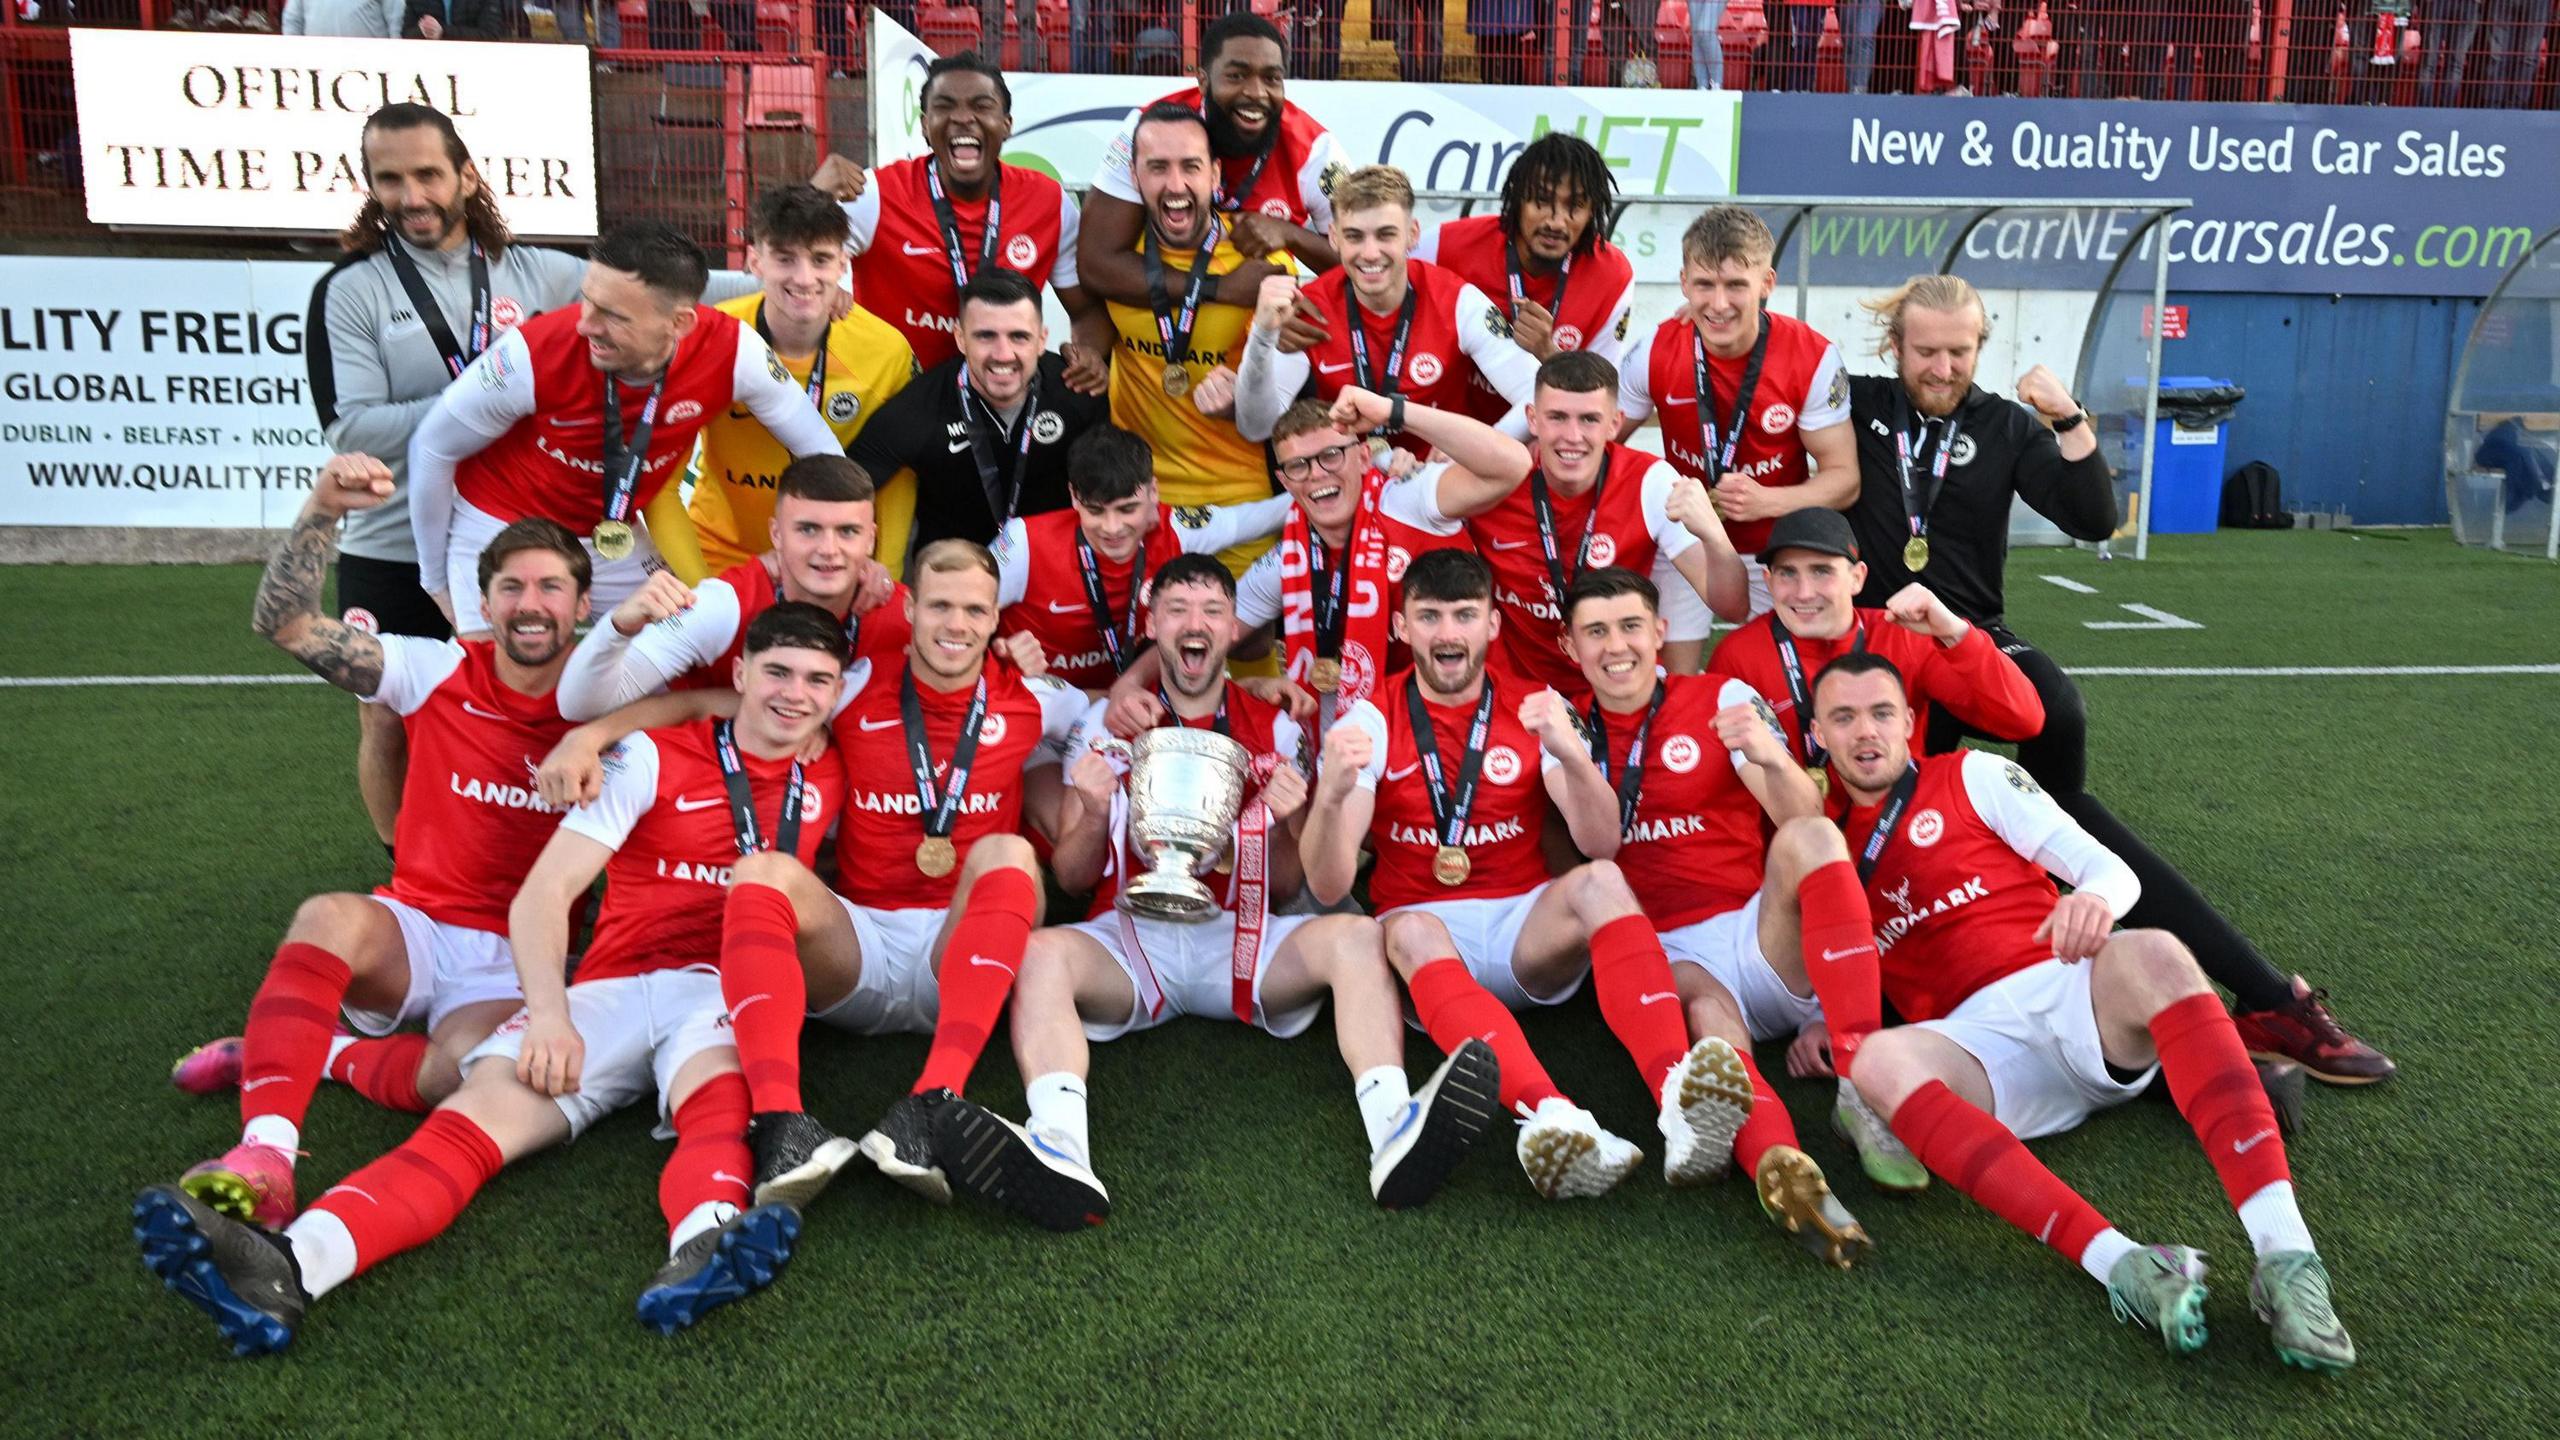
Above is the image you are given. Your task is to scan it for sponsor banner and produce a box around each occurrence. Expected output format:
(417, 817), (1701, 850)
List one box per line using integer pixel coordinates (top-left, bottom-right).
(68, 29), (597, 238)
(866, 19), (1739, 267)
(1737, 94), (2560, 297)
(0, 257), (330, 529)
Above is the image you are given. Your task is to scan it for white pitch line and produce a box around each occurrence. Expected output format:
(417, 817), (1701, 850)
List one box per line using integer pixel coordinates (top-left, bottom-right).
(0, 673), (324, 688)
(2041, 574), (2101, 594)
(2069, 664), (2560, 677)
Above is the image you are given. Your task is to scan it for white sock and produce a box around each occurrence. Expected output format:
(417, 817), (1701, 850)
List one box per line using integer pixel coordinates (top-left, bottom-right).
(282, 1209), (359, 1299)
(1024, 1072), (1091, 1163)
(1353, 1065), (1412, 1154)
(2237, 1181), (2317, 1258)
(325, 1034), (358, 1070)
(242, 1115), (300, 1157)
(2078, 1227), (2141, 1286)
(668, 1200), (737, 1255)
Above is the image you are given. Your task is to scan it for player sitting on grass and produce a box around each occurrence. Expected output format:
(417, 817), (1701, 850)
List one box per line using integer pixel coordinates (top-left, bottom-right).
(934, 555), (1503, 1229)
(1812, 652), (2356, 1371)
(133, 604), (851, 1354)
(169, 456), (588, 1229)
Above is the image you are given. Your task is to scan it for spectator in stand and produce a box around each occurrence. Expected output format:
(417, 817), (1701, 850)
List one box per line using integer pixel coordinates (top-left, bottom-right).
(403, 0), (517, 38)
(1779, 0), (1830, 90)
(287, 0), (401, 35)
(2418, 0), (2485, 108)
(1377, 0), (1447, 82)
(1691, 0), (1729, 87)
(1841, 0), (1884, 91)
(529, 2), (622, 48)
(1561, 0), (1640, 85)
(1912, 0), (1961, 91)
(2485, 0), (2551, 108)
(1470, 0), (1537, 82)
(1298, 0), (1348, 79)
(1764, 0), (1796, 87)
(645, 0), (755, 50)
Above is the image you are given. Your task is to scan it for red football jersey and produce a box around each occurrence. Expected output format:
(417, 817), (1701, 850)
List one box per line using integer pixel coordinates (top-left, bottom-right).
(453, 305), (747, 528)
(993, 506), (1191, 690)
(371, 637), (580, 934)
(566, 718), (843, 983)
(1419, 215), (1638, 427)
(1466, 444), (1697, 700)
(848, 156), (1078, 371)
(1630, 308), (1849, 557)
(1296, 261), (1503, 458)
(830, 656), (1088, 911)
(1344, 672), (1560, 913)
(1708, 610), (2046, 766)
(1098, 87), (1345, 230)
(1595, 671), (1775, 930)
(671, 558), (915, 693)
(1841, 750), (2074, 1023)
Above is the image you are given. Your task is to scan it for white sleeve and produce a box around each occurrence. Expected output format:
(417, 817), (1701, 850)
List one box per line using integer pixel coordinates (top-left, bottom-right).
(560, 731), (662, 850)
(1269, 709), (1308, 772)
(1051, 195), (1084, 290)
(1585, 276), (1639, 370)
(1059, 696), (1120, 775)
(991, 517), (1032, 609)
(1234, 330), (1311, 442)
(1640, 461), (1700, 559)
(1385, 464), (1467, 536)
(1027, 675), (1091, 766)
(1453, 281), (1543, 414)
(730, 326), (841, 458)
(842, 186), (881, 256)
(1235, 545), (1285, 629)
(1960, 751), (2143, 918)
(1800, 341), (1852, 432)
(363, 635), (468, 716)
(1091, 110), (1143, 205)
(1344, 699), (1389, 790)
(1181, 494), (1295, 555)
(830, 656), (875, 721)
(408, 327), (534, 592)
(1615, 328), (1657, 425)
(1298, 129), (1349, 235)
(554, 579), (744, 721)
(1714, 676), (1785, 776)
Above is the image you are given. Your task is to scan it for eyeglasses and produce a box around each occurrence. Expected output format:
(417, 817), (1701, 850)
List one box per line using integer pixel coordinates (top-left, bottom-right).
(1275, 443), (1356, 484)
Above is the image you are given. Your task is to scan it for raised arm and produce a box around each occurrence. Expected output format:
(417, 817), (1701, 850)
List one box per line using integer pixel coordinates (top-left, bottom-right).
(408, 327), (535, 600)
(2011, 364), (2115, 541)
(253, 454), (396, 696)
(1324, 386), (1532, 519)
(1299, 709), (1381, 906)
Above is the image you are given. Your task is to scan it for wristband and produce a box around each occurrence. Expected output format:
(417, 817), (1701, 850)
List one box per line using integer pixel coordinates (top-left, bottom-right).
(2051, 409), (2087, 434)
(1385, 393), (1407, 435)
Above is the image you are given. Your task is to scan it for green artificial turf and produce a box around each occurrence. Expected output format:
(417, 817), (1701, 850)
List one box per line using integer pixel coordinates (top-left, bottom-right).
(3, 529), (2553, 1436)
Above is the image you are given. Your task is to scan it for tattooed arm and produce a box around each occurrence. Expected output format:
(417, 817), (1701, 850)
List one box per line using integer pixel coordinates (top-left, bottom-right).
(254, 453), (398, 697)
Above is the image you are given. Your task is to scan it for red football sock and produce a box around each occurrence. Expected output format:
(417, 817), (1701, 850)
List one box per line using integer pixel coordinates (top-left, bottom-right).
(1796, 861), (1881, 1075)
(326, 1034), (432, 1113)
(720, 882), (809, 1113)
(1729, 1049), (1798, 1177)
(1588, 914), (1692, 1093)
(241, 942), (353, 1130)
(2150, 992), (2293, 1209)
(1891, 1080), (2111, 1266)
(912, 868), (1038, 1096)
(306, 1109), (504, 1274)
(1406, 958), (1565, 1113)
(661, 1072), (753, 1235)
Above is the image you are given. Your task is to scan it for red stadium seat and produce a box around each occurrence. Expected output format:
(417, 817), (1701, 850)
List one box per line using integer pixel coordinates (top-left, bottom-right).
(756, 0), (794, 53)
(920, 3), (984, 57)
(748, 63), (818, 127)
(1654, 1), (1692, 89)
(1720, 0), (1767, 91)
(1815, 6), (1844, 92)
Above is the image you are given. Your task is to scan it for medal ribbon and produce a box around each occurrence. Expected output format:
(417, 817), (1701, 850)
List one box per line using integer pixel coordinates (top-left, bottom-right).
(1211, 144), (1273, 216)
(1155, 685), (1231, 736)
(1502, 240), (1569, 329)
(1586, 683), (1664, 841)
(1771, 618), (1866, 766)
(382, 238), (492, 381)
(597, 372), (666, 525)
(899, 669), (991, 841)
(1141, 213), (1224, 377)
(1404, 675), (1496, 852)
(1893, 414), (1962, 549)
(926, 161), (1003, 292)
(1854, 762), (1924, 884)
(1528, 465), (1606, 613)
(753, 304), (829, 408)
(1075, 525), (1150, 676)
(958, 366), (1042, 524)
(712, 718), (805, 859)
(1691, 315), (1771, 482)
(1344, 285), (1419, 398)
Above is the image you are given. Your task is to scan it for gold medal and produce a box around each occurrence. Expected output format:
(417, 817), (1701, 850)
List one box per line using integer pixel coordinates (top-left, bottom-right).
(1161, 363), (1192, 399)
(1805, 764), (1830, 799)
(1309, 657), (1342, 694)
(592, 520), (636, 562)
(1432, 845), (1471, 887)
(1903, 535), (1930, 572)
(915, 836), (957, 878)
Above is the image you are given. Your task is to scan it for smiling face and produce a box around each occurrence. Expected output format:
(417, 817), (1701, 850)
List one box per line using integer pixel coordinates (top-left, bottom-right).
(770, 493), (874, 610)
(1764, 548), (1865, 640)
(574, 262), (693, 378)
(1395, 590), (1498, 700)
(1810, 668), (1915, 801)
(905, 562), (1000, 686)
(1071, 485), (1159, 564)
(1681, 253), (1774, 359)
(1563, 592), (1664, 712)
(1133, 117), (1216, 251)
(747, 235), (849, 335)
(958, 295), (1045, 409)
(1201, 37), (1286, 156)
(363, 121), (482, 252)
(732, 643), (844, 754)
(480, 547), (589, 668)
(922, 68), (1011, 192)
(1334, 202), (1414, 312)
(1894, 302), (1984, 419)
(1147, 576), (1238, 701)
(1526, 380), (1618, 491)
(1272, 422), (1363, 538)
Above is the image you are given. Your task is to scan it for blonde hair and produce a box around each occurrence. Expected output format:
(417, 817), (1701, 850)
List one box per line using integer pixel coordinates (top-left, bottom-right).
(1270, 397), (1343, 448)
(1681, 204), (1774, 271)
(913, 538), (999, 585)
(1331, 165), (1415, 221)
(1860, 274), (1991, 358)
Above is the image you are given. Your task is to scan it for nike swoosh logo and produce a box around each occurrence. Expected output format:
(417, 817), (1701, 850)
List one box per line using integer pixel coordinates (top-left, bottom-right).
(1487, 538), (1534, 552)
(711, 1170), (749, 1188)
(1044, 600), (1085, 614)
(544, 416), (596, 429)
(1638, 991), (1678, 1006)
(727, 993), (769, 1021)
(1820, 947), (1869, 962)
(460, 700), (510, 721)
(947, 438), (972, 453)
(2232, 1128), (2278, 1154)
(1386, 762), (1420, 782)
(240, 1074), (289, 1092)
(318, 1184), (379, 1206)
(1317, 361), (1352, 374)
(671, 795), (725, 812)
(857, 715), (901, 731)
(902, 242), (943, 256)
(969, 954), (1017, 975)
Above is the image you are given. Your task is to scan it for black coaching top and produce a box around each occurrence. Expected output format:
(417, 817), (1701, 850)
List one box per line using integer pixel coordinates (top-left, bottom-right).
(844, 350), (1111, 569)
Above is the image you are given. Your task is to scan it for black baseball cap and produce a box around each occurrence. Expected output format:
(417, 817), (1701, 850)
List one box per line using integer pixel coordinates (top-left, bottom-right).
(1756, 508), (1861, 565)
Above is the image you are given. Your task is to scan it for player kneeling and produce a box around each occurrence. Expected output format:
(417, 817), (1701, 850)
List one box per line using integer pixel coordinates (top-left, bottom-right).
(936, 556), (1502, 1227)
(1298, 549), (1736, 1202)
(132, 605), (851, 1354)
(1813, 652), (2355, 1370)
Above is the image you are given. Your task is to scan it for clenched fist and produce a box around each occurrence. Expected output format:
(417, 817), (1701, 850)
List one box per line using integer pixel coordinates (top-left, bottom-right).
(610, 569), (697, 638)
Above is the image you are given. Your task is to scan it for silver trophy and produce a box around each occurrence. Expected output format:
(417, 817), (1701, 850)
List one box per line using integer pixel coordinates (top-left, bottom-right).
(1103, 727), (1251, 922)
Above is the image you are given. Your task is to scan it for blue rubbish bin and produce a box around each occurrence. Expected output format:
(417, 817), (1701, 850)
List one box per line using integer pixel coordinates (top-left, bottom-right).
(2141, 377), (2244, 534)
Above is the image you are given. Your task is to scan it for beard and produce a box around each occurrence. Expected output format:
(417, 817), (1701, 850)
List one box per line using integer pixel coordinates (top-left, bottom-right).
(1202, 92), (1279, 160)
